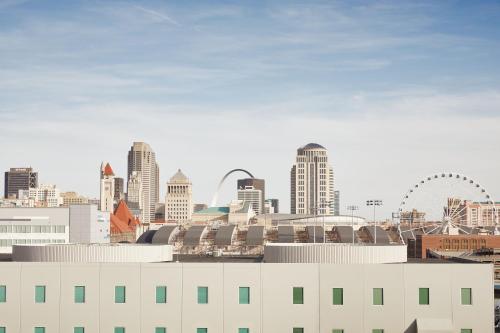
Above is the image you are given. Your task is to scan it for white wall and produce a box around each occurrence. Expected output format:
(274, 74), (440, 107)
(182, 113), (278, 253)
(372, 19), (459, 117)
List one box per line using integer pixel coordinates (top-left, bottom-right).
(0, 262), (494, 333)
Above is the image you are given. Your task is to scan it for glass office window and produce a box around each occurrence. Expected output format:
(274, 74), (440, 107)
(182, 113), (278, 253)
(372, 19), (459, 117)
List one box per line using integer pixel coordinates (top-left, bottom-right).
(34, 328), (45, 333)
(332, 288), (343, 305)
(156, 286), (167, 303)
(460, 330), (472, 333)
(293, 328), (304, 333)
(155, 328), (166, 333)
(0, 327), (5, 333)
(373, 288), (383, 305)
(197, 329), (207, 333)
(114, 328), (125, 333)
(238, 329), (249, 333)
(461, 288), (472, 305)
(372, 330), (384, 333)
(419, 288), (429, 305)
(0, 285), (5, 302)
(293, 287), (304, 304)
(198, 287), (208, 304)
(35, 286), (46, 303)
(74, 327), (85, 333)
(332, 330), (343, 333)
(115, 286), (126, 303)
(75, 286), (85, 303)
(239, 287), (250, 304)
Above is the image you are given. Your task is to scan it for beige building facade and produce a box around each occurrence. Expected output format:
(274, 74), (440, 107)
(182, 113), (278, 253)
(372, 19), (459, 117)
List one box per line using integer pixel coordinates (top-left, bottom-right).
(0, 261), (493, 332)
(291, 143), (334, 215)
(165, 169), (193, 223)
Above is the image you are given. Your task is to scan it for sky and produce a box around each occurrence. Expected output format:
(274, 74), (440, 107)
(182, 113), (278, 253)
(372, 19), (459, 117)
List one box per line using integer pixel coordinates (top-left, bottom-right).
(1, 0), (500, 219)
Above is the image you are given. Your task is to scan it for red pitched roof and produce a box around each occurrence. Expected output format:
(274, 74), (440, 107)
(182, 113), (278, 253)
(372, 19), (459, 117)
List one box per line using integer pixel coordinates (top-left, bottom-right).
(103, 163), (114, 176)
(110, 200), (141, 234)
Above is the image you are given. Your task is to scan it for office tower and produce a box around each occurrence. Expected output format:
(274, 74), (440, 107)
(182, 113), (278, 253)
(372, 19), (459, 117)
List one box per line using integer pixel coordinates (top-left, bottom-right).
(4, 167), (38, 199)
(290, 143), (334, 215)
(237, 178), (265, 214)
(265, 198), (279, 214)
(334, 190), (340, 216)
(114, 177), (125, 204)
(18, 184), (63, 207)
(127, 142), (159, 225)
(238, 186), (263, 215)
(126, 171), (142, 210)
(99, 162), (115, 212)
(165, 169), (193, 222)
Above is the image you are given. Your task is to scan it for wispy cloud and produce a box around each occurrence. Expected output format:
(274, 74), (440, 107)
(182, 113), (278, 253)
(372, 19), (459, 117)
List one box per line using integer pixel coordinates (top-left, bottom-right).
(133, 5), (179, 26)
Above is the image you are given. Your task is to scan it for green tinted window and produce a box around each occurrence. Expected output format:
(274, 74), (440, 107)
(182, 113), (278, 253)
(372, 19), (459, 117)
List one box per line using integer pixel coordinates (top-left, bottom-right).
(0, 285), (5, 302)
(75, 286), (85, 303)
(332, 330), (344, 333)
(419, 288), (429, 305)
(460, 330), (472, 333)
(332, 288), (343, 305)
(239, 287), (250, 304)
(74, 327), (85, 333)
(114, 327), (125, 333)
(372, 330), (384, 333)
(156, 286), (167, 303)
(197, 329), (207, 333)
(461, 288), (472, 305)
(238, 329), (249, 333)
(293, 287), (304, 304)
(155, 328), (166, 333)
(35, 286), (46, 303)
(373, 288), (383, 305)
(115, 286), (126, 303)
(34, 328), (45, 333)
(293, 328), (304, 333)
(0, 327), (5, 333)
(198, 287), (208, 304)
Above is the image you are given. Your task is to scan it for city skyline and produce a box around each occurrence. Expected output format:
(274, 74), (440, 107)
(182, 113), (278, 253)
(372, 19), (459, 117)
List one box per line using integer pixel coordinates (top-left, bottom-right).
(1, 1), (500, 219)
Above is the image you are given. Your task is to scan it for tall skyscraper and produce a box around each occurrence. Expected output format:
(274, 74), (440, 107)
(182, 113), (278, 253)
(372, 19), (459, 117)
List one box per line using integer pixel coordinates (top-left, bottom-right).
(126, 171), (142, 210)
(4, 167), (38, 199)
(237, 178), (265, 214)
(114, 177), (125, 205)
(165, 169), (193, 223)
(100, 162), (115, 212)
(127, 142), (159, 225)
(265, 198), (279, 214)
(238, 186), (263, 215)
(290, 143), (334, 215)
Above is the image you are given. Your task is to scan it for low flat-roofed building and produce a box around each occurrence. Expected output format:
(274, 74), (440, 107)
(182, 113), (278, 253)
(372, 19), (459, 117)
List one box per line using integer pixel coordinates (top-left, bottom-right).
(0, 255), (493, 332)
(411, 234), (500, 259)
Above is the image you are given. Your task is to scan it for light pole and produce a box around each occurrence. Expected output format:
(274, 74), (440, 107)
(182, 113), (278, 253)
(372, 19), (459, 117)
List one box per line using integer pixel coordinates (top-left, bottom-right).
(366, 200), (383, 244)
(346, 205), (359, 244)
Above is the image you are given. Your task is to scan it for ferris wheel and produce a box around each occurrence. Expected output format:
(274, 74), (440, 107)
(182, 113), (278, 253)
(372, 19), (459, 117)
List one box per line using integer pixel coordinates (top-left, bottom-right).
(397, 172), (498, 243)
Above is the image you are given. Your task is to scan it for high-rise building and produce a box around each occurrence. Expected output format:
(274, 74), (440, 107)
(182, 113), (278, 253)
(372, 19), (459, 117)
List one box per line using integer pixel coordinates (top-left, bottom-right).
(165, 169), (193, 222)
(18, 184), (63, 208)
(99, 162), (115, 213)
(126, 171), (142, 210)
(290, 143), (334, 215)
(333, 190), (340, 216)
(114, 177), (125, 205)
(4, 167), (38, 199)
(127, 142), (159, 225)
(265, 198), (279, 214)
(237, 178), (265, 214)
(238, 186), (263, 215)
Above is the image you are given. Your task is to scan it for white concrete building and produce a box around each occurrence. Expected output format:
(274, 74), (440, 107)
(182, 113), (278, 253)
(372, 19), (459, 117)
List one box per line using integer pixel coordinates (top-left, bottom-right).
(69, 205), (110, 244)
(127, 142), (159, 225)
(18, 184), (63, 208)
(0, 259), (493, 332)
(126, 171), (143, 210)
(165, 169), (193, 223)
(290, 143), (335, 215)
(0, 208), (69, 253)
(99, 162), (115, 213)
(238, 186), (263, 215)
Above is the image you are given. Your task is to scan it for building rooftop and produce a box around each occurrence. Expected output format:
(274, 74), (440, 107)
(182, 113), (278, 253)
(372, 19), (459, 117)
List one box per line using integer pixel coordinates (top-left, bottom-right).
(300, 143), (326, 150)
(195, 207), (230, 214)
